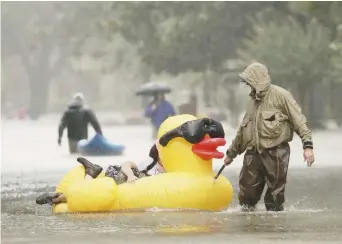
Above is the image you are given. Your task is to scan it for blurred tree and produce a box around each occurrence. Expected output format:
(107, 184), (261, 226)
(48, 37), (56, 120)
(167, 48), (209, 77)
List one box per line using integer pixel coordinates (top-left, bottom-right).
(330, 26), (342, 83)
(112, 2), (274, 75)
(288, 2), (342, 38)
(238, 19), (334, 129)
(1, 2), (112, 119)
(329, 25), (342, 127)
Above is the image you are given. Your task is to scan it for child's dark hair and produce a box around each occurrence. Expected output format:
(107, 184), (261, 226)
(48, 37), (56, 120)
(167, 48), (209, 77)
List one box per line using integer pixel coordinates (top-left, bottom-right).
(142, 144), (159, 173)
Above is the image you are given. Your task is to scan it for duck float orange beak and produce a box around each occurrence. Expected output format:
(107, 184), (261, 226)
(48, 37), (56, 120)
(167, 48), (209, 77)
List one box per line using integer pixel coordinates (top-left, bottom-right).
(192, 137), (226, 160)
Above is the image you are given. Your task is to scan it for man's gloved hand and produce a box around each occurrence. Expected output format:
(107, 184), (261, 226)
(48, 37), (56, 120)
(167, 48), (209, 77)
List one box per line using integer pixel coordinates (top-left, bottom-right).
(58, 138), (62, 146)
(224, 156), (233, 166)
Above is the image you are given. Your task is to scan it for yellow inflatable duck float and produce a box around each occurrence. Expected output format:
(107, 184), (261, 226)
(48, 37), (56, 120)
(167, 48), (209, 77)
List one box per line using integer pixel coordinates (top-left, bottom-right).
(52, 114), (233, 213)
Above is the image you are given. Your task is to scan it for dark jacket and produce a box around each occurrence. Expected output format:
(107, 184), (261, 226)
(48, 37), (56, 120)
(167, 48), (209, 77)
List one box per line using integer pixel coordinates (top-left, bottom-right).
(58, 104), (102, 141)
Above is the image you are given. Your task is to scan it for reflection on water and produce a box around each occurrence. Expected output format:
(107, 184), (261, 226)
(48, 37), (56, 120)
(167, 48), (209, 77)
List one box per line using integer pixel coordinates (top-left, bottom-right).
(156, 225), (214, 235)
(1, 208), (342, 243)
(1, 120), (342, 243)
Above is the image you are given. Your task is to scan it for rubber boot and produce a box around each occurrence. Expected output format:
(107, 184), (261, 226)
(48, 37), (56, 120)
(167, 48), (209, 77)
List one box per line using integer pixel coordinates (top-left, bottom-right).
(265, 203), (284, 212)
(77, 157), (103, 178)
(36, 192), (62, 205)
(241, 204), (256, 212)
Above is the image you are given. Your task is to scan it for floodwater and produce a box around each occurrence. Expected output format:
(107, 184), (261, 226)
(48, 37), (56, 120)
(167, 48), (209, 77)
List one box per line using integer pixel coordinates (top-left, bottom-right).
(1, 119), (342, 244)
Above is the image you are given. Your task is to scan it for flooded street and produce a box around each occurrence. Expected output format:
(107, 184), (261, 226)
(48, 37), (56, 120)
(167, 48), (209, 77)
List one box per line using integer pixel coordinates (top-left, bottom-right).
(2, 120), (342, 243)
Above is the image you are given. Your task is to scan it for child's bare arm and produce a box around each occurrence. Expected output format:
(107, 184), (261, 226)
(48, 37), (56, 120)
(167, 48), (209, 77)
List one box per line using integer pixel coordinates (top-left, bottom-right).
(121, 161), (138, 182)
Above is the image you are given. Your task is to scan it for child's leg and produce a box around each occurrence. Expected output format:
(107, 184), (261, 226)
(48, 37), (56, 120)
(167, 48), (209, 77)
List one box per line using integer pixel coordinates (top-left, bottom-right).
(52, 194), (67, 203)
(36, 193), (64, 205)
(85, 175), (93, 180)
(77, 157), (103, 178)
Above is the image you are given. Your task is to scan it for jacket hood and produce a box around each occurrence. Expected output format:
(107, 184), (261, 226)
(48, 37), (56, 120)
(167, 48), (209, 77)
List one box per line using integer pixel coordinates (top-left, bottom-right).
(68, 101), (83, 110)
(239, 62), (271, 100)
(68, 94), (85, 109)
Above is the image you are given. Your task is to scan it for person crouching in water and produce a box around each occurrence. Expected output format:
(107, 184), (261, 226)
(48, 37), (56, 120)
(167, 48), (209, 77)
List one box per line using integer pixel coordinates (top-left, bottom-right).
(36, 144), (164, 205)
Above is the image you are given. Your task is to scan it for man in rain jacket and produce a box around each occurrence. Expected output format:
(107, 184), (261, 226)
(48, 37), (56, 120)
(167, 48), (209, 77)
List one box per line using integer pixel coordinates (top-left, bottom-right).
(58, 93), (103, 153)
(224, 62), (315, 212)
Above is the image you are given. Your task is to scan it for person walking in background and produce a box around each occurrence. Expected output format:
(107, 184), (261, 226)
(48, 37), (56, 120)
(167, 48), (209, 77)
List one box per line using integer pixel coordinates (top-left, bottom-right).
(145, 93), (176, 138)
(223, 62), (315, 212)
(58, 92), (103, 154)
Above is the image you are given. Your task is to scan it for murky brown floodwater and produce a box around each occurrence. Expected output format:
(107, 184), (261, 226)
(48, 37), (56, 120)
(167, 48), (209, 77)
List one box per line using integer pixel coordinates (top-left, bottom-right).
(2, 119), (342, 243)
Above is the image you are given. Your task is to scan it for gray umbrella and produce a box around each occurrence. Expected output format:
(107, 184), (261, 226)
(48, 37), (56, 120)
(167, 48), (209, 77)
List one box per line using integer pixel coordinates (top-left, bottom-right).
(135, 82), (172, 96)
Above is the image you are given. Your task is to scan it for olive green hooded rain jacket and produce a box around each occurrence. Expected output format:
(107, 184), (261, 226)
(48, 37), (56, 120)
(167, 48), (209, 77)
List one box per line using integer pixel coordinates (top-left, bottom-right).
(226, 63), (313, 159)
